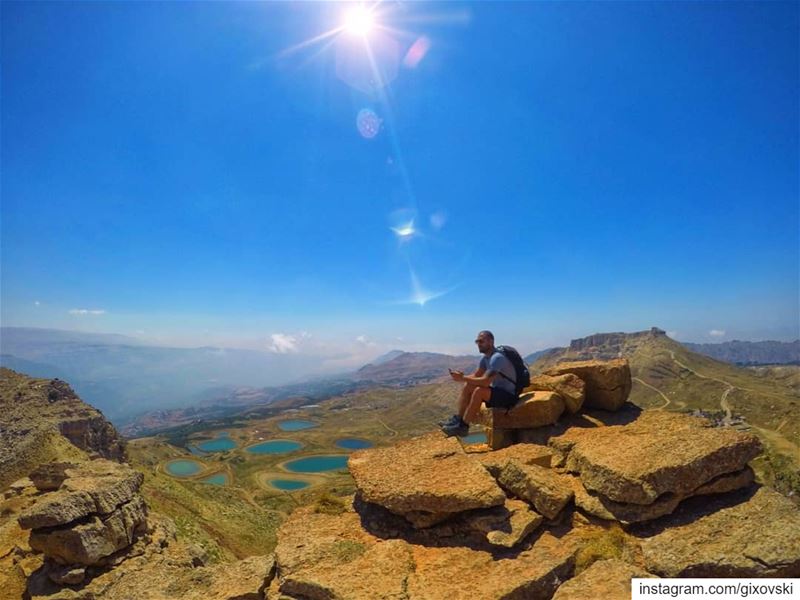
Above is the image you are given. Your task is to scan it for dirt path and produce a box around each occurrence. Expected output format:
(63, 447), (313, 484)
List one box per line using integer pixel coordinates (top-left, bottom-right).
(669, 351), (798, 457)
(633, 377), (671, 410)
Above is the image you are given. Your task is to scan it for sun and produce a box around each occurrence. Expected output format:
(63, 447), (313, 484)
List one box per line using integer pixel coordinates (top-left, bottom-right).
(343, 6), (375, 37)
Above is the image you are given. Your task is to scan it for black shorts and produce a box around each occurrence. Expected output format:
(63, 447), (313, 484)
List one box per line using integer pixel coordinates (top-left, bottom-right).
(486, 387), (518, 409)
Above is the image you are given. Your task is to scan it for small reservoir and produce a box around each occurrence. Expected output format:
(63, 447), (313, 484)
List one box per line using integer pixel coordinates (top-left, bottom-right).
(201, 473), (229, 486)
(165, 459), (204, 477)
(335, 438), (373, 451)
(283, 455), (349, 473)
(269, 479), (310, 491)
(196, 433), (237, 452)
(247, 440), (303, 455)
(278, 419), (318, 432)
(462, 432), (488, 445)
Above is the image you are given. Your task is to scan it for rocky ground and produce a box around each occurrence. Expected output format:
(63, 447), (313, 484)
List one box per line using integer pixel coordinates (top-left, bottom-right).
(2, 362), (799, 600)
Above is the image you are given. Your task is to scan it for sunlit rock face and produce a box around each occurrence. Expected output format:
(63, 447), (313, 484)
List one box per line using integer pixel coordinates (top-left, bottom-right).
(544, 358), (632, 411)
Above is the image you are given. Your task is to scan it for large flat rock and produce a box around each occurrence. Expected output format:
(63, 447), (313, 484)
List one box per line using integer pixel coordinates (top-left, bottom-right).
(348, 432), (506, 522)
(573, 467), (754, 523)
(549, 411), (762, 504)
(274, 501), (580, 600)
(497, 460), (574, 519)
(552, 559), (656, 600)
(474, 443), (553, 477)
(544, 359), (631, 411)
(638, 487), (800, 577)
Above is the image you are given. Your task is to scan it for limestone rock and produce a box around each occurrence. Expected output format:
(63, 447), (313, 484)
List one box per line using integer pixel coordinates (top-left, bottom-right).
(573, 467), (755, 523)
(29, 495), (148, 565)
(545, 359), (631, 411)
(526, 374), (586, 414)
(552, 559), (656, 600)
(485, 391), (565, 429)
(497, 460), (574, 519)
(549, 411), (762, 504)
(0, 369), (126, 490)
(464, 498), (544, 548)
(19, 460), (144, 529)
(274, 501), (580, 600)
(475, 443), (553, 477)
(348, 432), (506, 525)
(638, 487), (800, 577)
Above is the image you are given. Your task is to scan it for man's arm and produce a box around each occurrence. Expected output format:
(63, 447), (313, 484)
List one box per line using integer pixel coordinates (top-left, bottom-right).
(452, 367), (496, 387)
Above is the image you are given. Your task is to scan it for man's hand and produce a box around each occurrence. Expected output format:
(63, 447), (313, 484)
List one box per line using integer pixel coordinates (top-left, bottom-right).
(449, 369), (464, 382)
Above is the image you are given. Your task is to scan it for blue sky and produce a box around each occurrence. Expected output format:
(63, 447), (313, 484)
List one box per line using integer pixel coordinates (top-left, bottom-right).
(2, 1), (798, 363)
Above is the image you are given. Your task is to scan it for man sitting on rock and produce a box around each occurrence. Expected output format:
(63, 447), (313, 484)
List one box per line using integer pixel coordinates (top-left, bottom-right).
(439, 330), (518, 436)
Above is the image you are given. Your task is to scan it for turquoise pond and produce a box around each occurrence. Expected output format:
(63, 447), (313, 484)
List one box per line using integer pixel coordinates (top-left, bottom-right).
(277, 419), (318, 432)
(270, 479), (310, 491)
(461, 432), (488, 445)
(247, 440), (302, 454)
(283, 455), (349, 473)
(196, 436), (237, 452)
(165, 459), (204, 477)
(201, 473), (229, 486)
(335, 438), (373, 450)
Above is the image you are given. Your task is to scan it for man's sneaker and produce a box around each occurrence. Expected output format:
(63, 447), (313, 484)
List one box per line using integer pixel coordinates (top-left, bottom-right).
(441, 422), (469, 437)
(437, 414), (461, 428)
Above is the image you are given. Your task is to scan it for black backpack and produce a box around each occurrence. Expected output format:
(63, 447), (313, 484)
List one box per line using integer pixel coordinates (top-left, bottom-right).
(494, 345), (531, 397)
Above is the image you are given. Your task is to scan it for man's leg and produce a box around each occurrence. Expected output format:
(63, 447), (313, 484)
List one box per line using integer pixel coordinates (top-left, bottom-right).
(457, 382), (478, 419)
(464, 387), (490, 424)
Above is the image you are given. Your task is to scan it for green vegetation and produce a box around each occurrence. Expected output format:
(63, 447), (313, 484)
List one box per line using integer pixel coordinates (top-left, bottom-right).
(574, 523), (634, 574)
(331, 540), (366, 563)
(314, 493), (347, 516)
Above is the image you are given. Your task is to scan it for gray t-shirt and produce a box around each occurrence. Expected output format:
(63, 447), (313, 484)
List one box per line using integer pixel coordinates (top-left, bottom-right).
(479, 351), (516, 395)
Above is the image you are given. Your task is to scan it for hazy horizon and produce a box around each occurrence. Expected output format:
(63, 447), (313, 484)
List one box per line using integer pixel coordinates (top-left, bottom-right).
(2, 2), (798, 359)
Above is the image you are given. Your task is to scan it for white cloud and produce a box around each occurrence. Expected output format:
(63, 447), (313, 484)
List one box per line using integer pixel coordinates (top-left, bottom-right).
(69, 308), (106, 315)
(709, 329), (726, 338)
(666, 330), (678, 339)
(268, 333), (299, 354)
(355, 335), (377, 347)
(34, 300), (41, 307)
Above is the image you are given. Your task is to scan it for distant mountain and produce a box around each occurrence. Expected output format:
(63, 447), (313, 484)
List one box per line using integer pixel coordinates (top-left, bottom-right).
(355, 351), (478, 385)
(0, 327), (331, 423)
(681, 339), (800, 366)
(369, 349), (405, 366)
(528, 327), (798, 464)
(524, 348), (564, 364)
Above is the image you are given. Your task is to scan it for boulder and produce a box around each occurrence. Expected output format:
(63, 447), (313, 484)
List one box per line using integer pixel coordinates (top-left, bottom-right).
(573, 467), (755, 523)
(485, 391), (565, 429)
(552, 558), (656, 600)
(549, 411), (762, 504)
(348, 432), (506, 526)
(639, 487), (800, 577)
(475, 443), (553, 477)
(497, 460), (574, 519)
(28, 495), (148, 565)
(545, 359), (631, 411)
(526, 374), (586, 414)
(274, 502), (580, 600)
(19, 460), (144, 529)
(461, 498), (544, 548)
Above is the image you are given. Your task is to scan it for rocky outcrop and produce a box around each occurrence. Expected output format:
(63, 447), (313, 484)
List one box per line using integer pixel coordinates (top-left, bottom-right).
(525, 373), (586, 414)
(0, 369), (126, 490)
(273, 501), (580, 600)
(496, 461), (574, 519)
(486, 391), (566, 429)
(550, 411), (762, 505)
(552, 559), (657, 600)
(348, 432), (506, 527)
(475, 443), (553, 476)
(544, 358), (632, 411)
(637, 487), (800, 577)
(19, 460), (148, 566)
